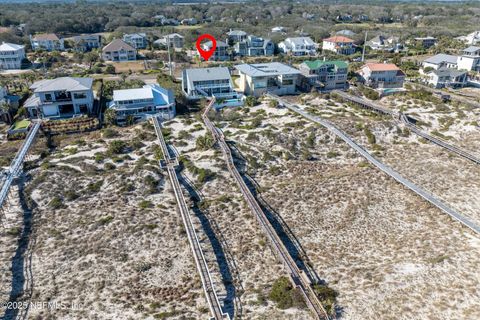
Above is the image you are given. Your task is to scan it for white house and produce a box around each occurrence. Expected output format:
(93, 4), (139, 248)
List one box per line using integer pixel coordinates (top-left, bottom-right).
(30, 33), (64, 51)
(457, 46), (480, 72)
(271, 27), (286, 33)
(154, 33), (184, 49)
(235, 62), (302, 97)
(227, 30), (247, 44)
(102, 39), (137, 62)
(108, 84), (175, 123)
(278, 37), (316, 56)
(123, 33), (147, 49)
(425, 68), (467, 89)
(0, 42), (26, 70)
(182, 67), (243, 108)
(322, 36), (355, 55)
(456, 31), (480, 45)
(359, 63), (405, 89)
(24, 77), (94, 119)
(413, 37), (437, 48)
(422, 54), (459, 70)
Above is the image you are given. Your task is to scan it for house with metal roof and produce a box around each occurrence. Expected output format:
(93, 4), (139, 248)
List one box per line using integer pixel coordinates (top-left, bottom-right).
(0, 42), (26, 70)
(107, 84), (175, 123)
(457, 46), (480, 72)
(322, 36), (355, 55)
(182, 67), (243, 108)
(102, 39), (137, 62)
(154, 33), (184, 49)
(200, 40), (229, 61)
(71, 34), (102, 52)
(123, 33), (147, 49)
(359, 63), (405, 89)
(299, 60), (349, 91)
(24, 77), (94, 119)
(425, 68), (467, 89)
(233, 35), (274, 57)
(278, 37), (316, 56)
(422, 54), (459, 70)
(30, 33), (65, 51)
(227, 30), (247, 44)
(235, 62), (302, 97)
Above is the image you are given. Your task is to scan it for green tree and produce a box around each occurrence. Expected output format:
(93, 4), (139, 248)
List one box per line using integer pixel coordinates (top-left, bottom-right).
(104, 108), (117, 126)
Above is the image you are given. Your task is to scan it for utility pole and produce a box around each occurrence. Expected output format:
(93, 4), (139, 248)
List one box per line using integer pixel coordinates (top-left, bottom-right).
(362, 31), (368, 62)
(167, 38), (173, 76)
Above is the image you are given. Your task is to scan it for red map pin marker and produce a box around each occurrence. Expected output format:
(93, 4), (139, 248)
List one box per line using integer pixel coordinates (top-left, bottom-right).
(196, 34), (216, 61)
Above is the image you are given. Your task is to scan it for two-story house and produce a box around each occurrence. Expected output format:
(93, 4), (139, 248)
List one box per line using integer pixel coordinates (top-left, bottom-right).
(299, 60), (349, 91)
(234, 35), (274, 57)
(413, 37), (437, 48)
(107, 84), (175, 123)
(201, 40), (229, 61)
(0, 42), (26, 70)
(30, 33), (64, 51)
(278, 37), (316, 56)
(422, 54), (459, 71)
(359, 63), (405, 89)
(24, 77), (94, 119)
(182, 67), (243, 108)
(102, 39), (137, 62)
(71, 34), (102, 52)
(123, 33), (147, 49)
(235, 62), (301, 97)
(226, 30), (247, 44)
(425, 68), (467, 89)
(154, 33), (184, 49)
(457, 46), (480, 72)
(322, 36), (355, 55)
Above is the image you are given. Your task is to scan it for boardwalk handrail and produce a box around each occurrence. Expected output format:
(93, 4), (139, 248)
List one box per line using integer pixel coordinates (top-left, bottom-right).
(333, 90), (480, 165)
(0, 121), (41, 210)
(400, 114), (480, 165)
(202, 99), (330, 320)
(266, 93), (480, 235)
(152, 116), (229, 320)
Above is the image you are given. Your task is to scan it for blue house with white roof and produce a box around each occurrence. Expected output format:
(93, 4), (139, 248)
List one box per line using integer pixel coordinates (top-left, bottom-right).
(107, 84), (175, 123)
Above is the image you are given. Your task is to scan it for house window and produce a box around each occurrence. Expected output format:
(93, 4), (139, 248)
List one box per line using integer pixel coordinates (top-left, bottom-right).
(44, 93), (53, 102)
(74, 92), (87, 99)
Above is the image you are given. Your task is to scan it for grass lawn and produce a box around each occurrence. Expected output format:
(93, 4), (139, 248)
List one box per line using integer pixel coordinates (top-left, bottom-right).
(12, 119), (31, 130)
(111, 61), (146, 73)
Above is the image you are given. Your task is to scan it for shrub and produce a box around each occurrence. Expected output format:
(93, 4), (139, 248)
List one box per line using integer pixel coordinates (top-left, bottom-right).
(269, 276), (305, 309)
(139, 200), (153, 209)
(107, 140), (126, 155)
(49, 196), (64, 209)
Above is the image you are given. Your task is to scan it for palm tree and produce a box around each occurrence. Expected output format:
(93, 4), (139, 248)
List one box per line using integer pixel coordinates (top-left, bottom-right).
(0, 101), (12, 124)
(104, 108), (117, 126)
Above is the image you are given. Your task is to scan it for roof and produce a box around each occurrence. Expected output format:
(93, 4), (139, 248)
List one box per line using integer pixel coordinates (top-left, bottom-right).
(414, 36), (436, 41)
(336, 30), (356, 37)
(285, 37), (315, 46)
(112, 84), (173, 105)
(423, 54), (458, 65)
(227, 30), (247, 36)
(124, 33), (146, 38)
(203, 40), (228, 48)
(323, 36), (354, 43)
(463, 46), (480, 53)
(32, 33), (60, 41)
(103, 39), (135, 52)
(302, 60), (348, 70)
(184, 67), (232, 87)
(235, 62), (301, 77)
(163, 33), (184, 39)
(30, 77), (93, 92)
(363, 63), (400, 72)
(72, 34), (101, 42)
(431, 68), (467, 77)
(0, 42), (24, 51)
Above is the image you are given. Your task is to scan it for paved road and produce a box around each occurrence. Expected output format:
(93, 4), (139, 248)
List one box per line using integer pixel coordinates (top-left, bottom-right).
(267, 93), (480, 235)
